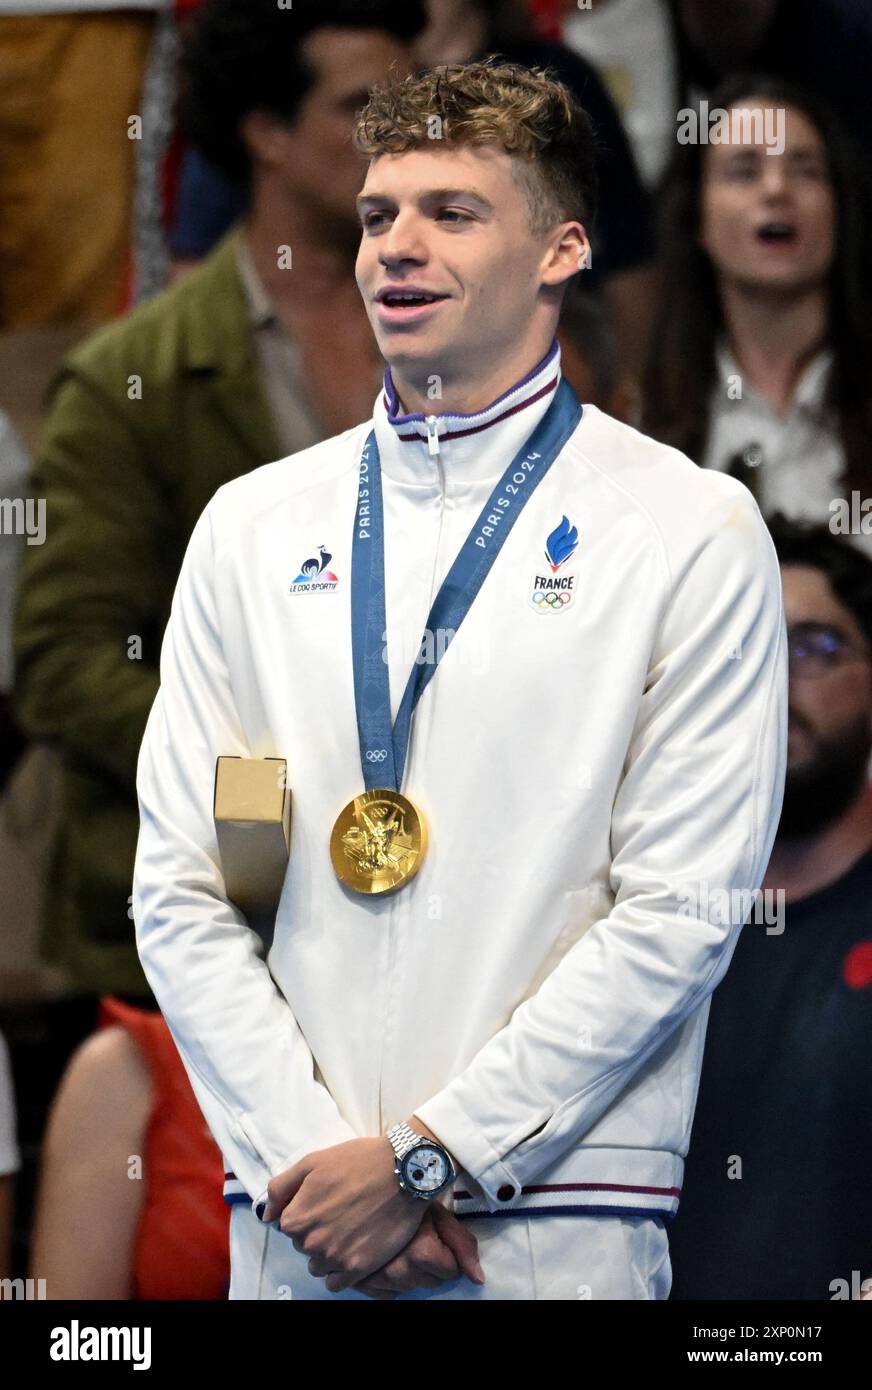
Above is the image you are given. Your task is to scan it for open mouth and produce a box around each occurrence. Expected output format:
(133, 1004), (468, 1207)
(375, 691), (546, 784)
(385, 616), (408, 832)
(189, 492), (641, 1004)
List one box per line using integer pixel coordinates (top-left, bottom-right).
(756, 221), (798, 244)
(377, 291), (450, 309)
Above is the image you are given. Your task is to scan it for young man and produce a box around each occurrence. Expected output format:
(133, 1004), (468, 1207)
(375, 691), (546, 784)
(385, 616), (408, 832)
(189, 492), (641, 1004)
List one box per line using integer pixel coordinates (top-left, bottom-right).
(133, 61), (788, 1301)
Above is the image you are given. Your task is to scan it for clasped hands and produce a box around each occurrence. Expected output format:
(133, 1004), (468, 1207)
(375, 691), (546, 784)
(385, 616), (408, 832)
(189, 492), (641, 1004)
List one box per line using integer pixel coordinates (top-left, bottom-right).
(260, 1123), (485, 1299)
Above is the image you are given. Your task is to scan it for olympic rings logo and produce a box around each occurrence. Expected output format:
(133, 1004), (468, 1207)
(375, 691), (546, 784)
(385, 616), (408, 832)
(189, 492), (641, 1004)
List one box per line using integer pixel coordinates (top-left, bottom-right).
(366, 749), (388, 762)
(532, 590), (572, 608)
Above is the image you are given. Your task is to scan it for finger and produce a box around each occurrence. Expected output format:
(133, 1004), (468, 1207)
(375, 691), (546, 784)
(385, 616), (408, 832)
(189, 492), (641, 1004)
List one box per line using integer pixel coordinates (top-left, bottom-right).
(281, 1216), (309, 1246)
(324, 1269), (364, 1293)
(375, 1226), (463, 1288)
(402, 1273), (442, 1289)
(402, 1228), (461, 1281)
(430, 1203), (486, 1284)
(262, 1163), (309, 1223)
(355, 1270), (408, 1294)
(360, 1263), (445, 1294)
(354, 1276), (395, 1294)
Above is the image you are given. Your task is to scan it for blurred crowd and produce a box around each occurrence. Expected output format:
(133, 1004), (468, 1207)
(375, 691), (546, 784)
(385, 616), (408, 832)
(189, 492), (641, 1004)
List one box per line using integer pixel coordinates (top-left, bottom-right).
(1, 0), (871, 1301)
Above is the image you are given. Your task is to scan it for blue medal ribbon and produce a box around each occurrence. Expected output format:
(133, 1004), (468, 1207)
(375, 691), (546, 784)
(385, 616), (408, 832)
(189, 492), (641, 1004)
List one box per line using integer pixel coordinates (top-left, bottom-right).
(352, 374), (582, 792)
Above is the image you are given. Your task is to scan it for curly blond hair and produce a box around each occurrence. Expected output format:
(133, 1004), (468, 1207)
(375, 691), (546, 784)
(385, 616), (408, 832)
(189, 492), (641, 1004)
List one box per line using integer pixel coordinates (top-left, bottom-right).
(354, 60), (598, 235)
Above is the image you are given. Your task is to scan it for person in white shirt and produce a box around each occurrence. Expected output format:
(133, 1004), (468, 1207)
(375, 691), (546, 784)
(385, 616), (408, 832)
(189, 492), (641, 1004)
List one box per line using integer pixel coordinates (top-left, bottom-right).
(643, 74), (872, 553)
(133, 59), (787, 1301)
(560, 0), (677, 189)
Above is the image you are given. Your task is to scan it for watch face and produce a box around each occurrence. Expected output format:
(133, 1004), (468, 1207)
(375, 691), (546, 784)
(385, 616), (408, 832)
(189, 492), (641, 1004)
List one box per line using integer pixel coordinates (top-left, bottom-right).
(402, 1143), (450, 1194)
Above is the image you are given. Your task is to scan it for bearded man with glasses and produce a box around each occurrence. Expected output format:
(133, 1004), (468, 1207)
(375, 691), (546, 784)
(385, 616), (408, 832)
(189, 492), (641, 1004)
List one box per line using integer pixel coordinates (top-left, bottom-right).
(669, 511), (872, 1302)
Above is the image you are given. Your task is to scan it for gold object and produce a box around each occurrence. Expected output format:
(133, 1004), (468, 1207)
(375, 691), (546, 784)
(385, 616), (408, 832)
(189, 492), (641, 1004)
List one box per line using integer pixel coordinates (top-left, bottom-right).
(330, 788), (427, 895)
(214, 756), (291, 917)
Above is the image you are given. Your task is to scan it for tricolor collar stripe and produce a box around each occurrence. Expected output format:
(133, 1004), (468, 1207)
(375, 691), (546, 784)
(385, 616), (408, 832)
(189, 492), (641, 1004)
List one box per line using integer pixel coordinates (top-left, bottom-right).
(382, 338), (560, 426)
(391, 375), (559, 445)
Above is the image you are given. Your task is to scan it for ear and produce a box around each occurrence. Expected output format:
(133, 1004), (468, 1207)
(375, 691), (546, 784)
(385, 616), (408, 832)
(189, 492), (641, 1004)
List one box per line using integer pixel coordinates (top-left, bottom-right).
(239, 109), (296, 169)
(540, 221), (590, 290)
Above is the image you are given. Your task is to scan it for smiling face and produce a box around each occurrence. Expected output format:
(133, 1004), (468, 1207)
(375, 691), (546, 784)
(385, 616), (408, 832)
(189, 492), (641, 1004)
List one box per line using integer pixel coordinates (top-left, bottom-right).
(354, 143), (587, 410)
(699, 99), (836, 295)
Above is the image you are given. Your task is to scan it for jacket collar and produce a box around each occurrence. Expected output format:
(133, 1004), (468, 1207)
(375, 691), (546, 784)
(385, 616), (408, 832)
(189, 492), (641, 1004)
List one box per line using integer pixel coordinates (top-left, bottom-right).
(233, 230), (275, 331)
(372, 340), (563, 487)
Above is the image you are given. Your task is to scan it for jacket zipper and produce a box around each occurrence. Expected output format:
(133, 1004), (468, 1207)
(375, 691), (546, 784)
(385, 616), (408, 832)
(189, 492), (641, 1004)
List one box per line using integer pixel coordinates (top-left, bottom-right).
(425, 414), (441, 456)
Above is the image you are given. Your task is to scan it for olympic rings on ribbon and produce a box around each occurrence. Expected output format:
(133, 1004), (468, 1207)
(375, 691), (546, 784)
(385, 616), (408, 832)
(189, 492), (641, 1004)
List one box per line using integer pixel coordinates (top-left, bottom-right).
(365, 749), (388, 761)
(531, 590), (572, 607)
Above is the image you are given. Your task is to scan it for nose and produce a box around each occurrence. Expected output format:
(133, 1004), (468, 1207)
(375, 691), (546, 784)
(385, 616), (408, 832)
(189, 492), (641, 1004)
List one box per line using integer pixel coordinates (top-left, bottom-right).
(758, 157), (791, 198)
(377, 209), (428, 269)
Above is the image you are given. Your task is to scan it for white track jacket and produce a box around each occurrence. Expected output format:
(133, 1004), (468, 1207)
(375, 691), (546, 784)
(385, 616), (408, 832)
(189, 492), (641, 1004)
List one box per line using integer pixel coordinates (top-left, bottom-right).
(133, 341), (787, 1225)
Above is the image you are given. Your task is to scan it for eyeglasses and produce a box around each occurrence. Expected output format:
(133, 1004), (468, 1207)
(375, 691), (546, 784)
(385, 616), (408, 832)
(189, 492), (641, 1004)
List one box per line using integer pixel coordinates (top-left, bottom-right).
(787, 622), (871, 679)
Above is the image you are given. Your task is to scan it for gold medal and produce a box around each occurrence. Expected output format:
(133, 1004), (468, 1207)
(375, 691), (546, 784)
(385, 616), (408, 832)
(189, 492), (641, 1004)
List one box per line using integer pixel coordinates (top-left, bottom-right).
(330, 788), (427, 895)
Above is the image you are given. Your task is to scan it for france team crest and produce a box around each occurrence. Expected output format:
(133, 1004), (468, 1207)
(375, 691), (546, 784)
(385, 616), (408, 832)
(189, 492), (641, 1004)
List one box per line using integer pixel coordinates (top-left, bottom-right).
(529, 515), (579, 612)
(289, 544), (339, 593)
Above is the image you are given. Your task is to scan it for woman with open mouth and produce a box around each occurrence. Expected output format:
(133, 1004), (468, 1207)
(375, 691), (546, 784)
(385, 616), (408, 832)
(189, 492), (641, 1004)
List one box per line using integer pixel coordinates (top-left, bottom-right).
(642, 73), (872, 550)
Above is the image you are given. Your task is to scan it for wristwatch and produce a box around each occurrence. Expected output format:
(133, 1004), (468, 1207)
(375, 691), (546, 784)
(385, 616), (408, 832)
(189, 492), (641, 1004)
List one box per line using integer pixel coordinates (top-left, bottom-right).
(386, 1121), (456, 1201)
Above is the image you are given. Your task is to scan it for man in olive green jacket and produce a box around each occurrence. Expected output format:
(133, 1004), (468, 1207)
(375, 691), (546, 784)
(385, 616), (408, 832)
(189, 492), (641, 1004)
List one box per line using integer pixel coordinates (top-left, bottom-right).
(12, 229), (283, 995)
(10, 2), (421, 998)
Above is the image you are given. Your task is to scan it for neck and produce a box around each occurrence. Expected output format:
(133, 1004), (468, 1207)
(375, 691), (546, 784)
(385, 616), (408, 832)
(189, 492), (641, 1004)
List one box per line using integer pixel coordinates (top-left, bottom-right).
(390, 334), (557, 416)
(719, 279), (829, 415)
(243, 185), (359, 311)
(762, 787), (872, 903)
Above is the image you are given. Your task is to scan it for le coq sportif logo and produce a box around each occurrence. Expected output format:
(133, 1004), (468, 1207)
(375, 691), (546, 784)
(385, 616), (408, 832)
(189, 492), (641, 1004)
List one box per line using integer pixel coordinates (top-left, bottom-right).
(289, 543), (339, 594)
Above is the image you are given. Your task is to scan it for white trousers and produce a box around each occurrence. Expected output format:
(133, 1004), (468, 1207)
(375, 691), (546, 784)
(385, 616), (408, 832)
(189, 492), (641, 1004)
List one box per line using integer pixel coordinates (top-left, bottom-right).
(227, 1204), (673, 1301)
